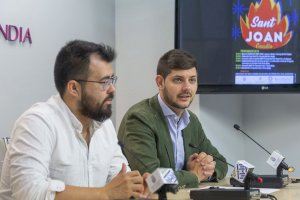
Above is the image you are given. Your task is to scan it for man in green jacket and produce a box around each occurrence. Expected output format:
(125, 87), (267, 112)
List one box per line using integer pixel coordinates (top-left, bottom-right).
(118, 49), (228, 188)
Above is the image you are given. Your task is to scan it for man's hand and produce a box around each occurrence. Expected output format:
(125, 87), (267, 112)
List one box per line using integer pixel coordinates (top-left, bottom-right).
(200, 154), (216, 179)
(102, 163), (145, 199)
(187, 153), (216, 182)
(141, 172), (155, 198)
(187, 153), (206, 182)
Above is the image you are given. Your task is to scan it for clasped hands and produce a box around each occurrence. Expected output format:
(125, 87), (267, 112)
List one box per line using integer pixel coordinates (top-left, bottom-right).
(187, 152), (216, 182)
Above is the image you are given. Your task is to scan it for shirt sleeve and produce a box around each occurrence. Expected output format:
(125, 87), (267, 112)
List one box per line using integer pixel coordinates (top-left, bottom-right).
(9, 113), (65, 200)
(105, 120), (130, 183)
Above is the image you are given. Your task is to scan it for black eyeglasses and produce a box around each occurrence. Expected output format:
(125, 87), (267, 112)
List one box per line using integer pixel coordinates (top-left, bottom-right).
(75, 75), (118, 91)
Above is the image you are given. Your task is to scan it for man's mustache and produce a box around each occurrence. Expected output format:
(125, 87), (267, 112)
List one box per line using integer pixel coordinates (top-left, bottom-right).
(177, 92), (192, 97)
(104, 93), (114, 102)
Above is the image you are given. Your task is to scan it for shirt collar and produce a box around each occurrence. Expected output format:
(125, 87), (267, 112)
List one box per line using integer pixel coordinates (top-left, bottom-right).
(157, 94), (190, 123)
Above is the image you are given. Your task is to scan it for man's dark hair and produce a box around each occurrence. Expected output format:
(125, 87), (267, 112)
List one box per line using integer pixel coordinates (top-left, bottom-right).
(157, 49), (197, 78)
(54, 40), (115, 97)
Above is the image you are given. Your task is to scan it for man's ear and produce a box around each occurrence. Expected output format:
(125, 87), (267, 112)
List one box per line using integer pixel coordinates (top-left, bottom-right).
(66, 80), (81, 97)
(155, 75), (165, 90)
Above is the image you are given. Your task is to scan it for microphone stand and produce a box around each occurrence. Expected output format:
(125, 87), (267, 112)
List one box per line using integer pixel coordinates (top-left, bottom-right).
(157, 184), (178, 200)
(277, 164), (285, 177)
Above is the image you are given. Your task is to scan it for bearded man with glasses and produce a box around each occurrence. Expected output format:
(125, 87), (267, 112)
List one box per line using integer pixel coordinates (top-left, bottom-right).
(0, 40), (148, 200)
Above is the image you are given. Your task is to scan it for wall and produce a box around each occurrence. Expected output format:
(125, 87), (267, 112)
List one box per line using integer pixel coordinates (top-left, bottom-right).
(243, 94), (300, 177)
(0, 0), (115, 137)
(115, 0), (175, 128)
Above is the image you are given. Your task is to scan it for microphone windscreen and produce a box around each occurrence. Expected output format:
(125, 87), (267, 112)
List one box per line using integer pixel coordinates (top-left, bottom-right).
(233, 124), (240, 130)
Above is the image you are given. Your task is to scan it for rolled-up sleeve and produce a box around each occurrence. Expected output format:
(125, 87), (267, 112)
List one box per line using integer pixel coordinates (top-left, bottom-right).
(107, 142), (130, 182)
(9, 113), (64, 200)
(105, 121), (130, 183)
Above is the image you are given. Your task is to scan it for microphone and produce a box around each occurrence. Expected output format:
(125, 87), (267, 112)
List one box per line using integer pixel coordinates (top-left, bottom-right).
(233, 124), (271, 154)
(118, 141), (178, 196)
(233, 124), (294, 173)
(232, 160), (263, 186)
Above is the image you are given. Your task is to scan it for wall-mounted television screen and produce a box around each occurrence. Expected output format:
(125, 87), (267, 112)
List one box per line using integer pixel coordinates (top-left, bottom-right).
(176, 0), (300, 93)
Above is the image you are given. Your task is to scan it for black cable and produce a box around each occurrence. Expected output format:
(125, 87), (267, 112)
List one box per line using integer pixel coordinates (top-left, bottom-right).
(261, 193), (277, 200)
(267, 194), (277, 200)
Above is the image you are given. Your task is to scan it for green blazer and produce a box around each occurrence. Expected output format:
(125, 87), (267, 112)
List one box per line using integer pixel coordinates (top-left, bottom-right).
(118, 95), (228, 188)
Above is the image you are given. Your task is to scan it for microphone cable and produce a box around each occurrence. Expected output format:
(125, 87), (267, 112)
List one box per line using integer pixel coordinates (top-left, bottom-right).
(260, 193), (278, 200)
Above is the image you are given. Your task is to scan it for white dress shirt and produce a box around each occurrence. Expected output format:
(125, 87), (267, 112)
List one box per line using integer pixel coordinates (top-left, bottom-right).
(0, 94), (129, 200)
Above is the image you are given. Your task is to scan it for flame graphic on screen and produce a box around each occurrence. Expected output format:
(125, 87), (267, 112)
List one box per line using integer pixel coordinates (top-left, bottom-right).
(240, 0), (292, 49)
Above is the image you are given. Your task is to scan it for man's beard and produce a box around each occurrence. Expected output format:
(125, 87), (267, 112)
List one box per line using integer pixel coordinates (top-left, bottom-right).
(79, 91), (114, 122)
(163, 88), (193, 110)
